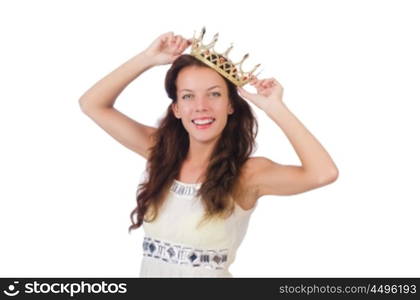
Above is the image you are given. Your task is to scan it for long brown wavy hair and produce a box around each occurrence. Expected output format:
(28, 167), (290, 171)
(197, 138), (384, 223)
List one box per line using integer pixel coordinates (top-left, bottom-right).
(128, 54), (258, 232)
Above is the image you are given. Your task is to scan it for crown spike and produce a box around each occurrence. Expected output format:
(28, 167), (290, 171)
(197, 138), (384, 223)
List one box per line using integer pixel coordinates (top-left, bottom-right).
(206, 33), (219, 50)
(189, 27), (262, 87)
(201, 27), (206, 39)
(222, 43), (234, 57)
(236, 53), (250, 74)
(241, 63), (261, 80)
(234, 53), (249, 66)
(248, 63), (261, 76)
(254, 67), (263, 78)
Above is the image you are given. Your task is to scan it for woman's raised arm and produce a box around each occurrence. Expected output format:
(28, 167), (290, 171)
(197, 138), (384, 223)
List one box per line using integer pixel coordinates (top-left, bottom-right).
(78, 32), (191, 159)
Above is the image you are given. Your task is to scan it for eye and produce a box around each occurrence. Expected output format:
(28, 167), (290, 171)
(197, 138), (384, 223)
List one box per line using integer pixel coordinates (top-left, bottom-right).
(211, 92), (221, 97)
(182, 94), (192, 100)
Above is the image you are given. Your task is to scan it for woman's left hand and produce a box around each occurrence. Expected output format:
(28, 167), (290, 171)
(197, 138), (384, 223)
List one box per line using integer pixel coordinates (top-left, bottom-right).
(237, 76), (284, 112)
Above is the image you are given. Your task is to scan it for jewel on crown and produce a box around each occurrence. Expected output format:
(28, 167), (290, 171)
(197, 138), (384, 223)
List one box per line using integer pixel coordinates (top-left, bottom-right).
(190, 27), (261, 87)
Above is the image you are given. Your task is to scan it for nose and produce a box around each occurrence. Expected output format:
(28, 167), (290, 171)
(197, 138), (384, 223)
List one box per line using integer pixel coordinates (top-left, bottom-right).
(194, 96), (210, 112)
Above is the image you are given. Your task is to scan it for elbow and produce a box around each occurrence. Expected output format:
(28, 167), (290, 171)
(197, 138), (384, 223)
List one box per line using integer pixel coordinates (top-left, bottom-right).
(79, 98), (92, 114)
(317, 168), (339, 185)
(79, 97), (86, 112)
(331, 167), (339, 182)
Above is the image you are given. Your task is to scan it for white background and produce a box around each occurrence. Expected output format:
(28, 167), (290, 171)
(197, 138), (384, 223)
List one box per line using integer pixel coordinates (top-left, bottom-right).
(1, 0), (419, 277)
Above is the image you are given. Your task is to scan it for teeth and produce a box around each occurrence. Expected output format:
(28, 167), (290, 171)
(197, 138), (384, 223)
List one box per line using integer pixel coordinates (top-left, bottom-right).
(192, 118), (214, 125)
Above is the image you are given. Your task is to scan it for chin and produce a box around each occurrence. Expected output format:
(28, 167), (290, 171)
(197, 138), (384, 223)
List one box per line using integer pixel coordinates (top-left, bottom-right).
(192, 135), (218, 143)
(189, 130), (222, 143)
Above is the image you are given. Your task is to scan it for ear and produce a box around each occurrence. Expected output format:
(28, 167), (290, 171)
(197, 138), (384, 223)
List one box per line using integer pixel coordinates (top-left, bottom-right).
(228, 103), (234, 115)
(172, 103), (181, 119)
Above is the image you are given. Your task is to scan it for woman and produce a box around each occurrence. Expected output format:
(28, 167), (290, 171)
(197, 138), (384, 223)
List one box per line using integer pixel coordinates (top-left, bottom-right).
(79, 30), (339, 277)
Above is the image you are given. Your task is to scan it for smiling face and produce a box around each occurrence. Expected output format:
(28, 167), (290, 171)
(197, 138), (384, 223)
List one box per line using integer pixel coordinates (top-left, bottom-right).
(172, 66), (234, 143)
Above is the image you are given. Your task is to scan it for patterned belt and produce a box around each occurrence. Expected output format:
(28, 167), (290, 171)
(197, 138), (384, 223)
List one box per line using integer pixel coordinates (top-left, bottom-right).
(142, 236), (229, 270)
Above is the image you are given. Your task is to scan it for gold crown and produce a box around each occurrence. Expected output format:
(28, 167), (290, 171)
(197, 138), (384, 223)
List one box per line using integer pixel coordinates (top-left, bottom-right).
(190, 27), (261, 87)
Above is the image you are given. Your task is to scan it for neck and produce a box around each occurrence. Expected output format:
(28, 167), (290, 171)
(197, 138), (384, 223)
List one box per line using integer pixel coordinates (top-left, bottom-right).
(186, 138), (217, 167)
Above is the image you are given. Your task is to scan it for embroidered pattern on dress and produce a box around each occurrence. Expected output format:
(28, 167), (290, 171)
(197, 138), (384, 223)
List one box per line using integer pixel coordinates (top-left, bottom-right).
(143, 236), (228, 270)
(170, 180), (200, 196)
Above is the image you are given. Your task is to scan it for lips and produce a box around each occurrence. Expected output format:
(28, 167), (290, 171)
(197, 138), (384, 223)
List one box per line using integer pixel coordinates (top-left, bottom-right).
(191, 117), (216, 130)
(191, 117), (216, 125)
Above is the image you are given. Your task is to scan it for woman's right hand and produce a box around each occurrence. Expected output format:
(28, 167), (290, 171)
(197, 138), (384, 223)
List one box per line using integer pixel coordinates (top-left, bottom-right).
(143, 32), (192, 66)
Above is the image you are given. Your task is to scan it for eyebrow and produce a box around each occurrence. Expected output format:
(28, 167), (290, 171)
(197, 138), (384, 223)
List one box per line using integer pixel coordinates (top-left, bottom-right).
(180, 85), (221, 92)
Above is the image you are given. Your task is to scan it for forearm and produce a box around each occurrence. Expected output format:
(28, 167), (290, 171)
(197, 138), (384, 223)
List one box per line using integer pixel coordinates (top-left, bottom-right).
(265, 103), (338, 181)
(79, 51), (156, 111)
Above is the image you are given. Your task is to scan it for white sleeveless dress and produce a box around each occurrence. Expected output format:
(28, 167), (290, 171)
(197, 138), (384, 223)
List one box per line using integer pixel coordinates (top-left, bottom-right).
(139, 179), (258, 277)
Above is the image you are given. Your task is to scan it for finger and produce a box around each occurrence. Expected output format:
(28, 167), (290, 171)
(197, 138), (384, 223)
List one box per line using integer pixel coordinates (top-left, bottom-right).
(162, 31), (174, 39)
(250, 78), (258, 85)
(182, 39), (190, 50)
(255, 79), (265, 89)
(168, 35), (176, 44)
(177, 39), (188, 52)
(171, 35), (179, 44)
(251, 77), (261, 85)
(261, 79), (272, 88)
(161, 32), (172, 44)
(272, 78), (282, 86)
(174, 35), (182, 46)
(160, 37), (168, 46)
(268, 79), (279, 88)
(184, 38), (193, 47)
(176, 38), (185, 51)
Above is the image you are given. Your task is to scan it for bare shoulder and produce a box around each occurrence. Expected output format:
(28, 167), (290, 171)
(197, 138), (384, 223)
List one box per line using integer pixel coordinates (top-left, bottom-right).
(241, 156), (272, 180)
(245, 156), (271, 170)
